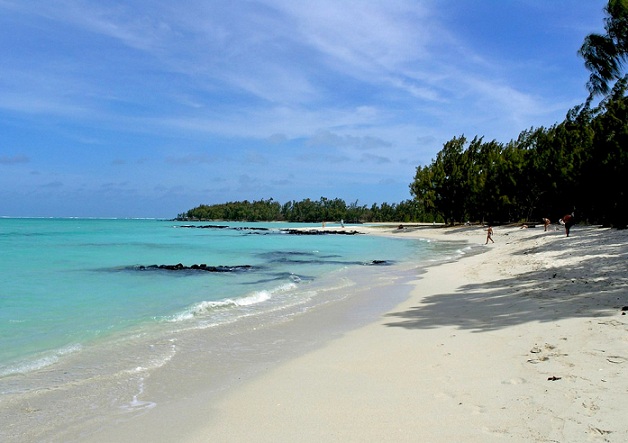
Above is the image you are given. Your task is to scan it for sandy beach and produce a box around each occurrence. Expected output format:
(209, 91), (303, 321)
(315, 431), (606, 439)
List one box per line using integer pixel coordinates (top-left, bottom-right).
(87, 223), (627, 442)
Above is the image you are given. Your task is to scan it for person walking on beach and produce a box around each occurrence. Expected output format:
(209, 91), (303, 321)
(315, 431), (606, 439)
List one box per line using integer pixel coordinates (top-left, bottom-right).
(560, 213), (575, 237)
(485, 226), (494, 244)
(542, 217), (551, 231)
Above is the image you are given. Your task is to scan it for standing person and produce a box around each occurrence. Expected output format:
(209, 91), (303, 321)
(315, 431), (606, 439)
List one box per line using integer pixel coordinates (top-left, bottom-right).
(542, 217), (551, 231)
(485, 226), (494, 244)
(560, 213), (575, 237)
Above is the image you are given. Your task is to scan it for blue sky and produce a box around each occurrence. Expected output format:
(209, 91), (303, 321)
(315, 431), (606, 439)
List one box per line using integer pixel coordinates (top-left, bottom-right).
(0, 0), (607, 218)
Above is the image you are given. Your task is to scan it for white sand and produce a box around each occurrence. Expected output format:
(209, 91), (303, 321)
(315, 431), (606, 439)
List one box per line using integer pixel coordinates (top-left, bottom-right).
(183, 224), (628, 442)
(81, 223), (628, 442)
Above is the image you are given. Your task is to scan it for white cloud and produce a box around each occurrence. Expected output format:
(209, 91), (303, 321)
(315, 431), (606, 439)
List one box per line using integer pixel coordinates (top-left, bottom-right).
(0, 0), (604, 216)
(305, 130), (391, 151)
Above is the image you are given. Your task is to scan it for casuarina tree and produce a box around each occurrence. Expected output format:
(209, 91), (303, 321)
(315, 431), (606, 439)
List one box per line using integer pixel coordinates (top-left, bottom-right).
(579, 0), (628, 96)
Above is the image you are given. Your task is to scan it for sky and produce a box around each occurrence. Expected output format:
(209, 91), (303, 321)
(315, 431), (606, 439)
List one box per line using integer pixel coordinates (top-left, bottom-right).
(0, 0), (608, 218)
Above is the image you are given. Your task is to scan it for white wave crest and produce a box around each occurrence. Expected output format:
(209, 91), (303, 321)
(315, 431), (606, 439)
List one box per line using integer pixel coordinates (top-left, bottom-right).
(168, 282), (298, 322)
(0, 343), (83, 378)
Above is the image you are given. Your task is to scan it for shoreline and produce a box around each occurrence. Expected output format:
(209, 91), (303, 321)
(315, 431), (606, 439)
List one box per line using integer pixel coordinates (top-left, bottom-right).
(183, 224), (628, 442)
(10, 223), (628, 441)
(3, 223), (461, 443)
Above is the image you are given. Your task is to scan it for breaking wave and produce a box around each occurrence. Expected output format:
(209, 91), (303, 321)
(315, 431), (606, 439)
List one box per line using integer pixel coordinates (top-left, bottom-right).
(167, 282), (298, 322)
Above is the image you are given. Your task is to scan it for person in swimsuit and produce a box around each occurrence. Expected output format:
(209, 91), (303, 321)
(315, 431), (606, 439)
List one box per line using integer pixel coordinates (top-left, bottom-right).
(485, 226), (494, 244)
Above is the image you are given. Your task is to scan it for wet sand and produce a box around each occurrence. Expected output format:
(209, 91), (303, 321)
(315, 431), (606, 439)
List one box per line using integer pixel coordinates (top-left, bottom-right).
(80, 224), (628, 442)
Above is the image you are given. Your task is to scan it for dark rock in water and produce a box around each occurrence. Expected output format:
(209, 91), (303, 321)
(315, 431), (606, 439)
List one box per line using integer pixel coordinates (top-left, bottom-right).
(370, 260), (388, 265)
(136, 264), (253, 272)
(280, 229), (362, 235)
(621, 306), (628, 311)
(179, 224), (229, 229)
(160, 263), (185, 270)
(178, 225), (270, 231)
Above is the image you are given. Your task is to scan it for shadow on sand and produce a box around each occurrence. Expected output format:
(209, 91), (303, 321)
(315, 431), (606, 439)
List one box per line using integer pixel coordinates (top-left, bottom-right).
(384, 228), (628, 333)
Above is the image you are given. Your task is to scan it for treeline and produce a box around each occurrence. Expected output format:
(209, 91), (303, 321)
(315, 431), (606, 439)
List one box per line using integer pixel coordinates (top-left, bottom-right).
(410, 81), (627, 228)
(177, 197), (440, 223)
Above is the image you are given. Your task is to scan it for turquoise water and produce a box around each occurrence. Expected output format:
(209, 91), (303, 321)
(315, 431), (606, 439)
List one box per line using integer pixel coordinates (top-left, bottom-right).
(0, 218), (477, 441)
(0, 218), (462, 378)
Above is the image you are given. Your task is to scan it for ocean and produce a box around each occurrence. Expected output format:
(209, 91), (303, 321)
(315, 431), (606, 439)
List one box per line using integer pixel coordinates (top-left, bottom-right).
(0, 218), (471, 441)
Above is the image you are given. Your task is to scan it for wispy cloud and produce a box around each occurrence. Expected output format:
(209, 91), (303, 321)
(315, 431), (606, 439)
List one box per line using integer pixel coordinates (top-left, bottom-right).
(0, 154), (30, 165)
(305, 130), (391, 151)
(165, 153), (225, 165)
(0, 0), (605, 216)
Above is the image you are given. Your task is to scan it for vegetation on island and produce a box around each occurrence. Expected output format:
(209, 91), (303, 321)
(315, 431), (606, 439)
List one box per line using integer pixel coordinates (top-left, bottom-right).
(177, 198), (433, 224)
(179, 1), (627, 228)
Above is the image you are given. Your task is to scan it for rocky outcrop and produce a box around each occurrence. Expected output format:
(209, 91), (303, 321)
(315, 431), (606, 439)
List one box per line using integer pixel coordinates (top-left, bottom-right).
(178, 225), (270, 231)
(135, 264), (253, 272)
(280, 229), (362, 235)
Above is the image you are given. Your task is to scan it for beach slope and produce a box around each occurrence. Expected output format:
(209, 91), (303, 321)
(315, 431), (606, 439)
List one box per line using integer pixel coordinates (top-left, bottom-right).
(185, 225), (628, 442)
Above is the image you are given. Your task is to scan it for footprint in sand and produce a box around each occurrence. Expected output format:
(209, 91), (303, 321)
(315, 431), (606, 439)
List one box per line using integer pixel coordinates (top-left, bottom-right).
(527, 356), (549, 364)
(528, 344), (551, 364)
(588, 426), (611, 436)
(582, 401), (600, 412)
(471, 404), (488, 415)
(502, 377), (527, 385)
(527, 343), (569, 364)
(597, 319), (624, 327)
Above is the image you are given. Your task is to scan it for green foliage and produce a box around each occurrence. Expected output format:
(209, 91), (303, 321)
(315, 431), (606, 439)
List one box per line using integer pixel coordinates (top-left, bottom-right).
(581, 79), (628, 227)
(178, 197), (433, 223)
(409, 86), (627, 227)
(579, 0), (628, 96)
(178, 198), (282, 221)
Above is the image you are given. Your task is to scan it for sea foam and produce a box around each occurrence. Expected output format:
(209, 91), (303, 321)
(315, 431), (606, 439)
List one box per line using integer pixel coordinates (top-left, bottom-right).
(168, 282), (298, 322)
(0, 343), (82, 378)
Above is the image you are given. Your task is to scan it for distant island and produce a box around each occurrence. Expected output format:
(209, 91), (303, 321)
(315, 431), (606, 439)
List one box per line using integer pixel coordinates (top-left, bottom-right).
(176, 198), (429, 224)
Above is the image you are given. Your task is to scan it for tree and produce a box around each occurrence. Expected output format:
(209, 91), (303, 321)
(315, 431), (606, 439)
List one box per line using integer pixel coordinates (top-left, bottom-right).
(410, 165), (440, 220)
(432, 136), (467, 224)
(584, 80), (628, 227)
(579, 0), (628, 96)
